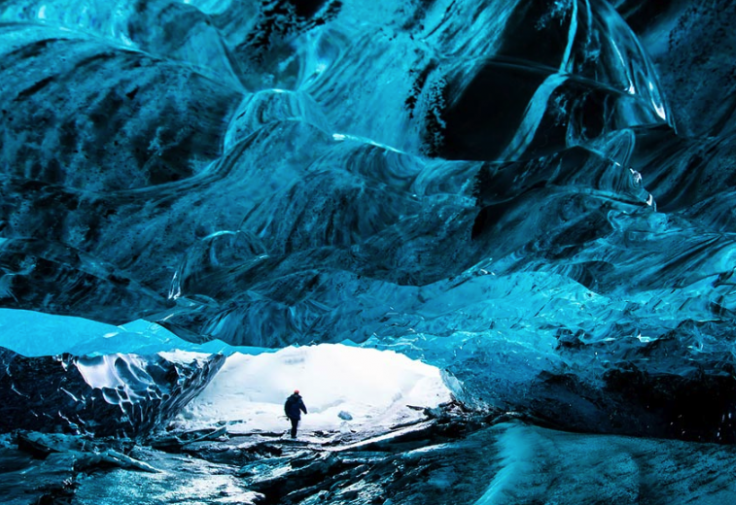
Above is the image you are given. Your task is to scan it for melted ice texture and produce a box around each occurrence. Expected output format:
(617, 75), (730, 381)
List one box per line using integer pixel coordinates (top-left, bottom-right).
(1, 0), (736, 440)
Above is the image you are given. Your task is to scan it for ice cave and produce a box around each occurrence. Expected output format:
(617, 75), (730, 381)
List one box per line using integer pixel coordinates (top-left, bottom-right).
(2, 0), (736, 503)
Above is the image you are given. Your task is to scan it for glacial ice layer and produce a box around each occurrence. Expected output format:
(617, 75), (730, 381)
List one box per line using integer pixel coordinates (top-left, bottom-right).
(1, 0), (736, 442)
(0, 347), (224, 437)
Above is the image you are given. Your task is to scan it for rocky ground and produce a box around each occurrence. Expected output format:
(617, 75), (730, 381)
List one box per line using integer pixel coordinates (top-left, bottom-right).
(4, 403), (736, 505)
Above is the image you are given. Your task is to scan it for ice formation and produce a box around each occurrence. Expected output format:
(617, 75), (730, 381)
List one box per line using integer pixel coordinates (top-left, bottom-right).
(0, 346), (224, 437)
(1, 0), (736, 489)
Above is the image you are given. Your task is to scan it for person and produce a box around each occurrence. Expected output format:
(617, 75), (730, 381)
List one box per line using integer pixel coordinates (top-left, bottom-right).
(284, 389), (308, 438)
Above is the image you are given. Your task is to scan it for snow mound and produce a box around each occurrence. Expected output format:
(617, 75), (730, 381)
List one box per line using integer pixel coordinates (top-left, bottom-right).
(176, 344), (451, 433)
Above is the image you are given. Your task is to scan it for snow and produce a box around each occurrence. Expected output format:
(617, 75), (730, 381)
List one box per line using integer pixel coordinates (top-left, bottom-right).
(0, 309), (451, 435)
(175, 344), (451, 434)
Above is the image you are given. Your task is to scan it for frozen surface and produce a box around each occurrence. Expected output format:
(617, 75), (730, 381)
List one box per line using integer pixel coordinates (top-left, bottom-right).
(176, 344), (451, 433)
(5, 421), (736, 505)
(5, 0), (736, 500)
(0, 348), (224, 437)
(0, 0), (735, 444)
(0, 309), (264, 357)
(474, 422), (736, 505)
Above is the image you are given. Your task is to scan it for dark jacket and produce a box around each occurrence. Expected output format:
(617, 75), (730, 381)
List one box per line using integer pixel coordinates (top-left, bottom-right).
(284, 393), (307, 420)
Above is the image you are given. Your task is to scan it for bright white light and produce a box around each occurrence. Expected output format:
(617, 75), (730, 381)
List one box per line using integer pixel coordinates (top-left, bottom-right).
(176, 344), (451, 434)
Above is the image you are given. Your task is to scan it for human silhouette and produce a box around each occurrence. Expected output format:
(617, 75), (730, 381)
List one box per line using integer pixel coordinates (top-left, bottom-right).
(284, 390), (308, 438)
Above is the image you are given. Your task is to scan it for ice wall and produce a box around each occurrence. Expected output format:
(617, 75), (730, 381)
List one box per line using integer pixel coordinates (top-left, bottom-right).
(1, 0), (735, 442)
(0, 347), (224, 437)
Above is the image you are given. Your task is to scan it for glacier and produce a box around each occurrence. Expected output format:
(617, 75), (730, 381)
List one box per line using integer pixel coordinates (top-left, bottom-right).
(2, 0), (736, 503)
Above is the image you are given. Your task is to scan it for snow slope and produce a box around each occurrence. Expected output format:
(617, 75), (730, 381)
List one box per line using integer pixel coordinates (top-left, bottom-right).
(175, 344), (451, 434)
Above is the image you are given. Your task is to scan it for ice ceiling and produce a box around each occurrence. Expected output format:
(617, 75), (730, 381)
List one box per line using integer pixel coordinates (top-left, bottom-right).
(1, 0), (736, 442)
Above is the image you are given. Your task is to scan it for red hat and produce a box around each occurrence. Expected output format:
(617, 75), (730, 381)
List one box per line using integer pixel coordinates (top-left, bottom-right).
(294, 389), (300, 394)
